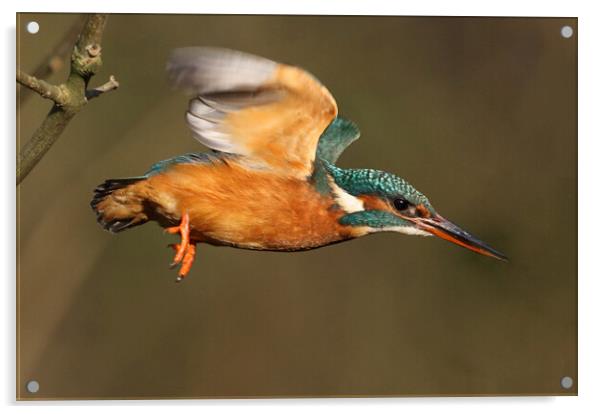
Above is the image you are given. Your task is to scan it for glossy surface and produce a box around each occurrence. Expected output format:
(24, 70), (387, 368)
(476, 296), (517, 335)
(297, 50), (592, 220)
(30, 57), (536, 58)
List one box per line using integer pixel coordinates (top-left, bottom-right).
(17, 14), (577, 399)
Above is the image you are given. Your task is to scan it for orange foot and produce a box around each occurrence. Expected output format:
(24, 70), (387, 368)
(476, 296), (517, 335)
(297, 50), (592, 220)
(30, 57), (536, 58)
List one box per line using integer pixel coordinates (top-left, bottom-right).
(168, 242), (197, 282)
(165, 212), (197, 282)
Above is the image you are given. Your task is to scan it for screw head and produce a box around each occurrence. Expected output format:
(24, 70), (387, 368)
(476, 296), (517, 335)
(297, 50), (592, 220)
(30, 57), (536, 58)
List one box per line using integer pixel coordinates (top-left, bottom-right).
(561, 25), (574, 39)
(26, 380), (39, 393)
(26, 21), (39, 34)
(560, 376), (574, 389)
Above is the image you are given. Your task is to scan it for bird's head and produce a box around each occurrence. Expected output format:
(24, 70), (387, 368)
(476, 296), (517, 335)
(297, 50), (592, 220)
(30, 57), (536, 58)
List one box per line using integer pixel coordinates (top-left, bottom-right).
(323, 160), (507, 260)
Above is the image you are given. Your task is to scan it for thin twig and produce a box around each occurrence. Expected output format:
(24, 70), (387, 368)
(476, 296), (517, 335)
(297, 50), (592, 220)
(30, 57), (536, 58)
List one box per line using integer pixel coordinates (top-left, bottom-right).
(86, 75), (120, 100)
(16, 69), (67, 105)
(17, 14), (117, 185)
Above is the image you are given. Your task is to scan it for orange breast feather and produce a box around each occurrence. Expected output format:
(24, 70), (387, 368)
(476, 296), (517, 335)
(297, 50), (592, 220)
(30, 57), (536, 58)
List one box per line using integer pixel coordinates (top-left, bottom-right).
(137, 160), (351, 251)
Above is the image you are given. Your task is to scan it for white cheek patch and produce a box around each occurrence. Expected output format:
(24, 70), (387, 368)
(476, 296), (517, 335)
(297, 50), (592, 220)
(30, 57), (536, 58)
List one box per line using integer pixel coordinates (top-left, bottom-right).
(375, 226), (432, 236)
(327, 176), (364, 213)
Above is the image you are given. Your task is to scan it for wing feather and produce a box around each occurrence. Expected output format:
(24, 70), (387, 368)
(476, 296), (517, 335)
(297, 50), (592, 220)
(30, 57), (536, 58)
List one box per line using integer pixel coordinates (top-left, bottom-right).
(167, 47), (277, 94)
(167, 47), (338, 178)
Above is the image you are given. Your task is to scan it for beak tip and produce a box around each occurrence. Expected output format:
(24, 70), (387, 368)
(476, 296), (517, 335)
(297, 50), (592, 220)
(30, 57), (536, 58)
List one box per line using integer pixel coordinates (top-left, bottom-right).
(419, 215), (508, 263)
(492, 251), (509, 262)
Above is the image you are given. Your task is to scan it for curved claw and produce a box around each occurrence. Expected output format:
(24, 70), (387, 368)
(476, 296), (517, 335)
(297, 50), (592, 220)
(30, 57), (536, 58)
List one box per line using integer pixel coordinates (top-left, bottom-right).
(167, 243), (181, 268)
(165, 212), (198, 281)
(167, 212), (190, 267)
(177, 244), (196, 281)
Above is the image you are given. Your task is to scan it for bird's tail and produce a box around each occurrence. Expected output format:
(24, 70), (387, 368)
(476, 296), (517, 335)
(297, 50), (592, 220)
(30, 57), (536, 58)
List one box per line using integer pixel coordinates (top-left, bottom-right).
(90, 177), (149, 233)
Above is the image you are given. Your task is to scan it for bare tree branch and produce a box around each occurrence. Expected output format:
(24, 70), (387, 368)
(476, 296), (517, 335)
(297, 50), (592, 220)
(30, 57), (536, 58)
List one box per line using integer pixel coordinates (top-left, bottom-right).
(18, 16), (85, 105)
(17, 14), (118, 185)
(17, 69), (67, 105)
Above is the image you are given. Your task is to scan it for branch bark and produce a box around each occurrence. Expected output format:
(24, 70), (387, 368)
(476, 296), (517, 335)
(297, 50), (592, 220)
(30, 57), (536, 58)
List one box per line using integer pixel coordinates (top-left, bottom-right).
(17, 69), (67, 104)
(18, 15), (85, 105)
(16, 14), (119, 185)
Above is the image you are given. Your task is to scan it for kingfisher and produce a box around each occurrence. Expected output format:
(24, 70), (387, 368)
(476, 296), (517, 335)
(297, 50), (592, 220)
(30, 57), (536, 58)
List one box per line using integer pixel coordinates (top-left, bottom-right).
(91, 47), (506, 281)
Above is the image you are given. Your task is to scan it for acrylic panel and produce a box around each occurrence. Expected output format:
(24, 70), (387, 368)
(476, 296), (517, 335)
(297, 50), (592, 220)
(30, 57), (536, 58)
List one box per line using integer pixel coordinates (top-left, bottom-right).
(16, 13), (577, 399)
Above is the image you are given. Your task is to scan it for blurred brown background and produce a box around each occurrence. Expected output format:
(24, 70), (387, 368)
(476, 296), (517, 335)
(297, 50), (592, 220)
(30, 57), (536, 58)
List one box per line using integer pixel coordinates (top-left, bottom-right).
(16, 14), (577, 399)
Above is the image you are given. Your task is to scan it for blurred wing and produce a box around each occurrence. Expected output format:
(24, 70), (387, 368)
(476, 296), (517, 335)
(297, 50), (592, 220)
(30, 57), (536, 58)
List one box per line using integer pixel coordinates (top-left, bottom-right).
(167, 47), (338, 178)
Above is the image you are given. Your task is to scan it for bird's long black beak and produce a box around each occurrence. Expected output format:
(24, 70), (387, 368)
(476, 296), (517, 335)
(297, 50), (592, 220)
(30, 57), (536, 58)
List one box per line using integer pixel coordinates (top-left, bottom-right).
(413, 214), (508, 261)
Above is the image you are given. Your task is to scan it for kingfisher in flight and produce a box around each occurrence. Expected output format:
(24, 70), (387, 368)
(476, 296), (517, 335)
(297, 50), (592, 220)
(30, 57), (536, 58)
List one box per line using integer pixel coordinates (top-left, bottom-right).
(91, 47), (506, 281)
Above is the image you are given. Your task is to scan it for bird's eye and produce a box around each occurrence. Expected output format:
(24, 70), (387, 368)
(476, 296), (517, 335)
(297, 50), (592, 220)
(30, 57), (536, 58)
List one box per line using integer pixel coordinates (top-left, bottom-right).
(393, 198), (410, 211)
